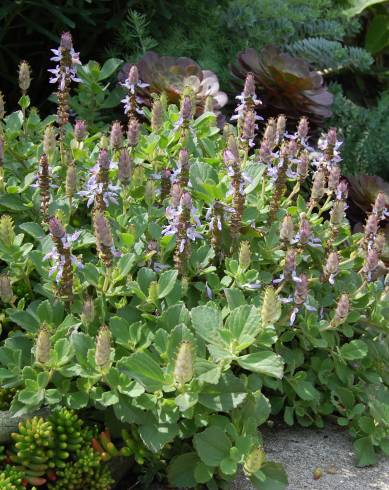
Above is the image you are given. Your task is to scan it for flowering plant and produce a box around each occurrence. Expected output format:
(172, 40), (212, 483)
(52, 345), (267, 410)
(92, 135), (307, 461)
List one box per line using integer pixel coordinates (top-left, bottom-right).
(0, 32), (387, 489)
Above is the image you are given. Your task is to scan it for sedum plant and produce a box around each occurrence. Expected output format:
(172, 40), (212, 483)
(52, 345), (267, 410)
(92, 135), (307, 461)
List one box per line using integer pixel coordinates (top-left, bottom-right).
(0, 32), (387, 489)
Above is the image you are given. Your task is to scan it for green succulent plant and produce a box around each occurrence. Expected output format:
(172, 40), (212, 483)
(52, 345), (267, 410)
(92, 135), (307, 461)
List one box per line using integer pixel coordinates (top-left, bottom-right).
(10, 416), (53, 482)
(0, 465), (25, 490)
(48, 446), (114, 490)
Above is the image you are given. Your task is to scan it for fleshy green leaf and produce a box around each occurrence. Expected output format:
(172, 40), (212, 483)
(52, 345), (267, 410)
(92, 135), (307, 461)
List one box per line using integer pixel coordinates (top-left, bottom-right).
(340, 340), (368, 360)
(168, 453), (198, 487)
(139, 423), (178, 453)
(193, 426), (231, 466)
(250, 462), (288, 490)
(117, 352), (164, 392)
(158, 269), (178, 299)
(191, 305), (222, 344)
(237, 352), (284, 379)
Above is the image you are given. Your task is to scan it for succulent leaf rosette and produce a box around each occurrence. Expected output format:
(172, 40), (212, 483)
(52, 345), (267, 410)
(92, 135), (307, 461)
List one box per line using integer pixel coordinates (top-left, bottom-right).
(231, 46), (334, 124)
(119, 51), (228, 115)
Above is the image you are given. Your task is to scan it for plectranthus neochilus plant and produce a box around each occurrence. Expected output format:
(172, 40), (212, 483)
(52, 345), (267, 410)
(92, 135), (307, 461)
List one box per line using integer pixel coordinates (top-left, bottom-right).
(0, 40), (387, 490)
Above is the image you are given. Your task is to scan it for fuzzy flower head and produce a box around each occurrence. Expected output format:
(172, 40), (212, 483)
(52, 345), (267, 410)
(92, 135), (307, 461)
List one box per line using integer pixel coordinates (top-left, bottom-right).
(232, 72), (262, 124)
(328, 165), (341, 192)
(120, 65), (147, 116)
(372, 192), (389, 221)
(336, 180), (348, 201)
(280, 215), (295, 244)
(293, 214), (321, 247)
(363, 248), (379, 282)
(281, 273), (316, 325)
(127, 118), (140, 147)
(121, 65), (149, 94)
(48, 32), (81, 91)
(74, 120), (87, 142)
(18, 60), (31, 94)
(44, 217), (82, 282)
(324, 251), (339, 284)
(317, 128), (342, 166)
(110, 121), (124, 150)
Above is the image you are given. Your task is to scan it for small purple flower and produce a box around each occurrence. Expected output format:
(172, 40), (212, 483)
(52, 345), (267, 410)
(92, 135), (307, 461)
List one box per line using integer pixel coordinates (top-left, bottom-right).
(205, 282), (213, 299)
(48, 33), (82, 90)
(78, 154), (120, 208)
(120, 65), (149, 94)
(43, 231), (83, 283)
(121, 95), (145, 116)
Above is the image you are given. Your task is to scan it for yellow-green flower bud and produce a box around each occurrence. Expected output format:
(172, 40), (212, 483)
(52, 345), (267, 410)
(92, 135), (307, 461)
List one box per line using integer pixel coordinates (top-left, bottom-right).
(0, 275), (13, 304)
(43, 125), (57, 158)
(239, 241), (251, 271)
(330, 201), (346, 226)
(276, 114), (286, 141)
(244, 446), (266, 475)
(35, 327), (51, 364)
(81, 297), (95, 325)
(0, 215), (15, 247)
(310, 169), (326, 202)
(18, 60), (31, 94)
(144, 181), (156, 207)
(151, 98), (164, 131)
(173, 341), (194, 385)
(65, 162), (77, 198)
(280, 214), (294, 243)
(95, 325), (111, 368)
(261, 287), (281, 325)
(333, 294), (350, 326)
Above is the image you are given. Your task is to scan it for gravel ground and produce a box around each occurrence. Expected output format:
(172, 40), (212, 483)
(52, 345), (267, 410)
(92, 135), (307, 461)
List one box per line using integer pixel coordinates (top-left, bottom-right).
(232, 423), (389, 490)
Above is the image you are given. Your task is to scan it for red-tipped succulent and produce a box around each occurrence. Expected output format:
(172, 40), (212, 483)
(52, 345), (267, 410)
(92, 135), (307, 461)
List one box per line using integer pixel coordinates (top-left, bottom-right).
(231, 46), (333, 124)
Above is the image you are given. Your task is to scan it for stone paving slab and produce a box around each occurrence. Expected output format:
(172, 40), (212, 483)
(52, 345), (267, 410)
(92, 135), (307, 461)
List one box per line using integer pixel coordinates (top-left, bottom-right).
(232, 423), (389, 490)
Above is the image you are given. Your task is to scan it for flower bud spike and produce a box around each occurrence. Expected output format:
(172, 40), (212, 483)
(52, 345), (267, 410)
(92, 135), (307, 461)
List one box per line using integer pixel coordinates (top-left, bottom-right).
(35, 326), (51, 364)
(0, 275), (13, 304)
(74, 120), (87, 142)
(173, 341), (194, 385)
(151, 98), (164, 131)
(297, 117), (309, 140)
(118, 149), (132, 184)
(127, 118), (140, 147)
(81, 297), (95, 325)
(0, 215), (15, 247)
(95, 325), (111, 369)
(332, 294), (350, 326)
(280, 215), (295, 244)
(239, 241), (251, 271)
(261, 287), (281, 325)
(110, 121), (124, 150)
(276, 114), (286, 143)
(65, 162), (77, 202)
(19, 60), (31, 94)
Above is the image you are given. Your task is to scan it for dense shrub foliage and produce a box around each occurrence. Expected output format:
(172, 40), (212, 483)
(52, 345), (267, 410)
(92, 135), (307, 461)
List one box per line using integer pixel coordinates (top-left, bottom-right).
(0, 32), (387, 489)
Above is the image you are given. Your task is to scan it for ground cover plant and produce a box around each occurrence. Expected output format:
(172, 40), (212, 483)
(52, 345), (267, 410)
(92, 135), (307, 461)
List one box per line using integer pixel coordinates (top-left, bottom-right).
(0, 32), (388, 489)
